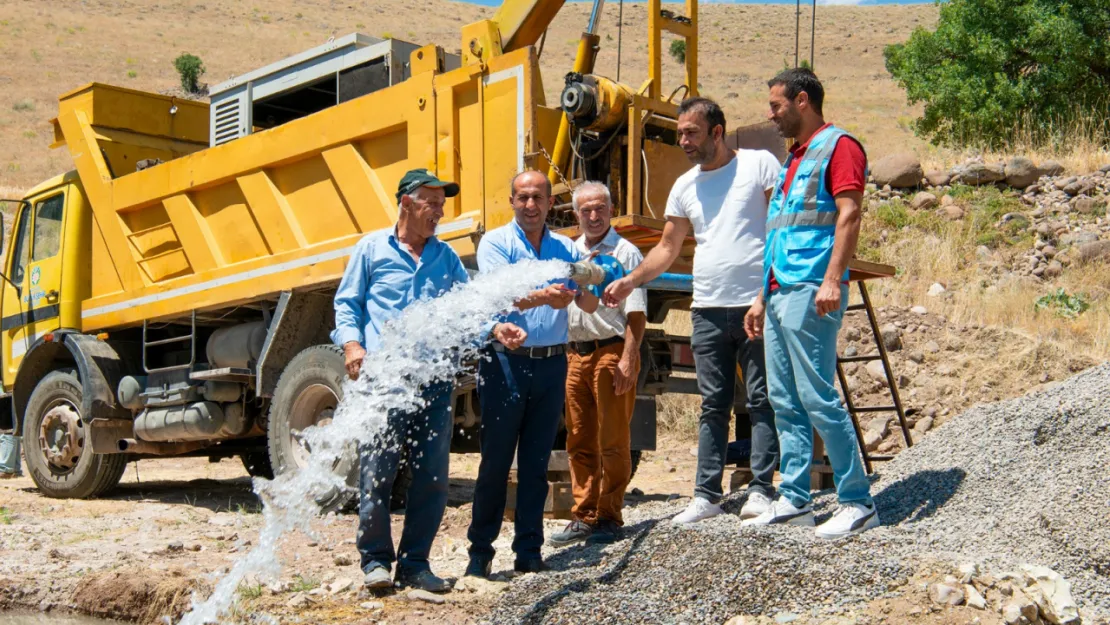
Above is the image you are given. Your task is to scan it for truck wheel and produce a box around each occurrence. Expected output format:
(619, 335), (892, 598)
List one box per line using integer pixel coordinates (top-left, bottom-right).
(23, 369), (127, 499)
(629, 449), (643, 482)
(240, 450), (274, 479)
(267, 344), (358, 512)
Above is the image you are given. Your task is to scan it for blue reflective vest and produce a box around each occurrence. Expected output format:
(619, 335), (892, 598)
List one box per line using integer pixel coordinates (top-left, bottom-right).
(763, 125), (865, 292)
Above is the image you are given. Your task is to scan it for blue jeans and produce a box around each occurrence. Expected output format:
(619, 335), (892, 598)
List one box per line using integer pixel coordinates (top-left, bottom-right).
(0, 433), (20, 475)
(357, 382), (453, 575)
(765, 283), (872, 508)
(468, 349), (567, 562)
(691, 307), (778, 502)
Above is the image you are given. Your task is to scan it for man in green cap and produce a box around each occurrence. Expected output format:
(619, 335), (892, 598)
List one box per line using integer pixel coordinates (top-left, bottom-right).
(333, 168), (527, 592)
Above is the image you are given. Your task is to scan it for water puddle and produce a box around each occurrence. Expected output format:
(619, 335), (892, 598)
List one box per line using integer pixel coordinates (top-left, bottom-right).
(178, 259), (571, 624)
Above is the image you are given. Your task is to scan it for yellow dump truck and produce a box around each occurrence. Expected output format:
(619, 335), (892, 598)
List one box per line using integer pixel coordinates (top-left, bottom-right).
(0, 0), (724, 500)
(0, 0), (898, 501)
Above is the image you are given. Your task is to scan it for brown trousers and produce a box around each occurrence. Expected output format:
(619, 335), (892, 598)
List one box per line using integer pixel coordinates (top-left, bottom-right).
(565, 341), (638, 526)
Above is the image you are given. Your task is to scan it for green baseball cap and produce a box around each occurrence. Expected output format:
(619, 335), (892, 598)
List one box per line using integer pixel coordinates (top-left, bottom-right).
(396, 168), (460, 202)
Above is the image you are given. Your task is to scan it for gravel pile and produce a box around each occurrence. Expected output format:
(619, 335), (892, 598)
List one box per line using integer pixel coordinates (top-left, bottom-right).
(873, 362), (1110, 611)
(483, 364), (1110, 624)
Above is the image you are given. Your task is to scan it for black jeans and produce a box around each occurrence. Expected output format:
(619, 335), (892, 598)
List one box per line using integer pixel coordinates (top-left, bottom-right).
(357, 382), (453, 575)
(691, 307), (779, 502)
(468, 349), (568, 562)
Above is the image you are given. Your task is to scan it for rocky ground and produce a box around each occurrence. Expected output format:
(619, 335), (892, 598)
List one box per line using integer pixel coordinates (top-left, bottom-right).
(2, 361), (1109, 624)
(483, 365), (1110, 625)
(867, 156), (1110, 287)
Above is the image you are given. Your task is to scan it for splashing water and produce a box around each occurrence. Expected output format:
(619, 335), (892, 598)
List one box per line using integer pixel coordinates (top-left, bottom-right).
(177, 259), (571, 625)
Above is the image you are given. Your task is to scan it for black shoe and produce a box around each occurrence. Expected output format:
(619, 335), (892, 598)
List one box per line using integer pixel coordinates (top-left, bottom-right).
(465, 555), (493, 579)
(513, 558), (550, 574)
(548, 519), (593, 547)
(396, 569), (452, 593)
(585, 519), (622, 545)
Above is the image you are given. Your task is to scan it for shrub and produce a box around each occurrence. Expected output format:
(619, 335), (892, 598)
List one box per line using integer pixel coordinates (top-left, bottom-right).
(669, 39), (686, 64)
(173, 53), (205, 94)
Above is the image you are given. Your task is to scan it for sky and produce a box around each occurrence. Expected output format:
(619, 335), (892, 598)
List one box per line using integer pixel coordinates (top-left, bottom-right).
(461, 0), (939, 5)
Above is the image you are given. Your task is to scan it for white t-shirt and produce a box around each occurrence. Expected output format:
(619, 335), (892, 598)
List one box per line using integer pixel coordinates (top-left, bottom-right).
(664, 149), (782, 308)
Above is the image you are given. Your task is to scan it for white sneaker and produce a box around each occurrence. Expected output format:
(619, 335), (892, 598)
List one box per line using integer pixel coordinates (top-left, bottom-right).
(815, 502), (880, 540)
(671, 497), (724, 525)
(741, 497), (815, 527)
(739, 491), (772, 520)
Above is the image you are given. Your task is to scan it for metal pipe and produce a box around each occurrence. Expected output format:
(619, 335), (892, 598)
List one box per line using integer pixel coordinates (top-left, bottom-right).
(586, 0), (607, 35)
(795, 0), (801, 68)
(645, 272), (694, 292)
(810, 0), (817, 69)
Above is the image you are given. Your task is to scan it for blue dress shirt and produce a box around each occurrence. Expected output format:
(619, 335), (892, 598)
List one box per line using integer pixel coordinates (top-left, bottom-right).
(476, 220), (584, 348)
(332, 229), (469, 353)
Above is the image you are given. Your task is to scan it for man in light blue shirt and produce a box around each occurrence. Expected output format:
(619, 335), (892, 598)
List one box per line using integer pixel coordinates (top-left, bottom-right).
(333, 169), (525, 593)
(466, 170), (599, 578)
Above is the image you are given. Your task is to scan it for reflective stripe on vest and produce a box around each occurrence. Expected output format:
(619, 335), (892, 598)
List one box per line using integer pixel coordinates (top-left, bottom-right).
(766, 209), (839, 231)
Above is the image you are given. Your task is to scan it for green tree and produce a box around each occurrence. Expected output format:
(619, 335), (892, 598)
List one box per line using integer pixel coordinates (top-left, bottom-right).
(173, 53), (206, 94)
(884, 0), (1110, 148)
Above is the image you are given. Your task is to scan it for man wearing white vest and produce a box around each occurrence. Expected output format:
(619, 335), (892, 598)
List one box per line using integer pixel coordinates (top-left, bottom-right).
(742, 68), (878, 539)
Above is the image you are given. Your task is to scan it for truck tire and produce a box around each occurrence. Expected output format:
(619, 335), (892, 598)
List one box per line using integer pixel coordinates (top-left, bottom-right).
(629, 449), (643, 482)
(240, 450), (274, 480)
(23, 369), (127, 499)
(266, 344), (358, 512)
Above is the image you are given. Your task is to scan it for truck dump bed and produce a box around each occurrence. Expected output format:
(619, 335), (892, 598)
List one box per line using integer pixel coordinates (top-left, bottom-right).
(53, 46), (548, 333)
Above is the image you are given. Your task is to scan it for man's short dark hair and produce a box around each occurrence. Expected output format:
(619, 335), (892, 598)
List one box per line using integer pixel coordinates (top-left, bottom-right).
(510, 170), (553, 198)
(768, 68), (825, 116)
(677, 97), (727, 136)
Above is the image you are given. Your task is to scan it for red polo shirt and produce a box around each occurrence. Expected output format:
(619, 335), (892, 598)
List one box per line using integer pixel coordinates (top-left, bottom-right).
(768, 124), (867, 292)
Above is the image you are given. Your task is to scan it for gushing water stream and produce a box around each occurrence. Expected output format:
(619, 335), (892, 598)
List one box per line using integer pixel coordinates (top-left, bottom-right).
(177, 259), (571, 625)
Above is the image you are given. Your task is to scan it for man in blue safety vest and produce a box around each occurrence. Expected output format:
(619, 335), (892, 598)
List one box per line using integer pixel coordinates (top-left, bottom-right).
(742, 68), (880, 539)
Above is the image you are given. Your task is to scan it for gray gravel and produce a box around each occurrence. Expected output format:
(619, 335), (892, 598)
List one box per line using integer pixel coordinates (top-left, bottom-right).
(482, 363), (1110, 624)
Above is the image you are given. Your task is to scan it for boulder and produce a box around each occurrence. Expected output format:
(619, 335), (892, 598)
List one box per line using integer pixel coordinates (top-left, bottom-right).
(929, 582), (965, 606)
(911, 191), (938, 210)
(1043, 260), (1063, 279)
(1054, 176), (1078, 191)
(862, 429), (883, 452)
(880, 323), (903, 351)
(1060, 231), (1099, 247)
(865, 360), (888, 384)
(1005, 156), (1040, 188)
(1039, 160), (1066, 177)
(943, 205), (965, 220)
(957, 161), (1006, 185)
(914, 416), (934, 434)
(1077, 240), (1110, 264)
(964, 584), (987, 610)
(1063, 181), (1083, 196)
(872, 153), (924, 188)
(1023, 564), (1081, 624)
(925, 170), (951, 186)
(1074, 197), (1099, 214)
(927, 282), (947, 297)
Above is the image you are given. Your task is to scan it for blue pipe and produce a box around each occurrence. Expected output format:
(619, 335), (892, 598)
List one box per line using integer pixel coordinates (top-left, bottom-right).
(645, 272), (694, 292)
(573, 255), (694, 295)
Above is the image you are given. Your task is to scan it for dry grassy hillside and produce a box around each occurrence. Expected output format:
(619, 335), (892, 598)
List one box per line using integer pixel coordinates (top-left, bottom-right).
(0, 0), (937, 191)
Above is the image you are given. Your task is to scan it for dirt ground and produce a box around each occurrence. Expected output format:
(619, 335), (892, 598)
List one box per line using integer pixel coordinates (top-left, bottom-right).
(0, 433), (1006, 625)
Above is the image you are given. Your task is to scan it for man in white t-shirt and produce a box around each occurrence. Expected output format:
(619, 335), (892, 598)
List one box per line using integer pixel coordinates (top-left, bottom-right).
(604, 97), (782, 525)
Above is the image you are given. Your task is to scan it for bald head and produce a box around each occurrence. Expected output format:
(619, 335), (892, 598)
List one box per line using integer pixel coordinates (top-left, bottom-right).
(509, 170), (554, 235)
